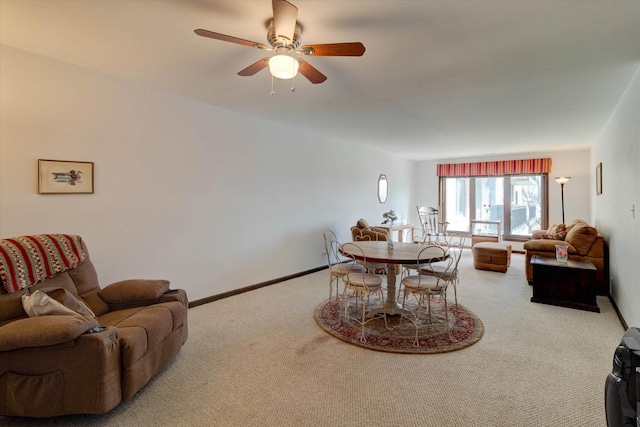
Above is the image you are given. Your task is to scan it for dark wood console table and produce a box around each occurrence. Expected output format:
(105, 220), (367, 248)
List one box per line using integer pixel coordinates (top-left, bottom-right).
(530, 255), (599, 312)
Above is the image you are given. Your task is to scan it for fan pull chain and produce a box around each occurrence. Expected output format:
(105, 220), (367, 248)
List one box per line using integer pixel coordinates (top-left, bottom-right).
(291, 58), (297, 92)
(270, 74), (275, 96)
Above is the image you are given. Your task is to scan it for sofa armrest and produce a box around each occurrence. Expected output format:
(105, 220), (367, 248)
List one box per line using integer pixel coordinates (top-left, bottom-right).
(100, 279), (169, 310)
(531, 230), (547, 240)
(157, 288), (188, 308)
(0, 315), (99, 351)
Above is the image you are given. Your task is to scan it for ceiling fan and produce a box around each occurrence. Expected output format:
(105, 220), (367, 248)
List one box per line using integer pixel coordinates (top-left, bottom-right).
(194, 0), (365, 85)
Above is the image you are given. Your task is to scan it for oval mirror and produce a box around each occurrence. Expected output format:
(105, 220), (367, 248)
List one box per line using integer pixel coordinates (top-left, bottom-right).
(377, 174), (388, 204)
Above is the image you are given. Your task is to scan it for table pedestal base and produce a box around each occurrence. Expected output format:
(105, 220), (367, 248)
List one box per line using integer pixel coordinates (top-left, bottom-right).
(367, 265), (413, 317)
(367, 302), (413, 318)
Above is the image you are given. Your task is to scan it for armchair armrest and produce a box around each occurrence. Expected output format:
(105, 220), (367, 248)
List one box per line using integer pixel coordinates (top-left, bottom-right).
(100, 279), (170, 310)
(0, 315), (99, 351)
(371, 226), (390, 236)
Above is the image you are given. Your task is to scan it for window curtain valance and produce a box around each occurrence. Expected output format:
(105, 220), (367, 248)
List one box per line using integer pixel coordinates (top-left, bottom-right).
(437, 158), (552, 177)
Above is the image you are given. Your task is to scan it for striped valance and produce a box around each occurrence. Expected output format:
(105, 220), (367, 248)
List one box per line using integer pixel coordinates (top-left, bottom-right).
(437, 158), (552, 177)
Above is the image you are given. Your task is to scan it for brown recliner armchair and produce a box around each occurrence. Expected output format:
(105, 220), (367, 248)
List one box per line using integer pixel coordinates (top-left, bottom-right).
(350, 218), (389, 241)
(0, 234), (188, 418)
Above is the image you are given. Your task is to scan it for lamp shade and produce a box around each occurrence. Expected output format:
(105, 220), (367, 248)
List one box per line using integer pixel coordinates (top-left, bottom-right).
(268, 54), (299, 80)
(554, 176), (571, 185)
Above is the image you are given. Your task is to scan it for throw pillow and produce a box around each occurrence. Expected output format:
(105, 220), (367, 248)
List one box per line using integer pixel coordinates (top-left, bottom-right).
(22, 288), (95, 318)
(543, 223), (567, 240)
(356, 218), (370, 229)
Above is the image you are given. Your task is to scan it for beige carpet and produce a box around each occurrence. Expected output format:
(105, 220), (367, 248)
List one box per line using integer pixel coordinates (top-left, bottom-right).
(2, 252), (625, 426)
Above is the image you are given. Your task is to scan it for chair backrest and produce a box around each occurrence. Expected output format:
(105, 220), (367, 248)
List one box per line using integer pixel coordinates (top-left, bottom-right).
(340, 242), (377, 289)
(411, 226), (427, 244)
(322, 230), (337, 267)
(323, 230), (349, 268)
(448, 238), (466, 272)
(416, 244), (453, 287)
(417, 206), (439, 234)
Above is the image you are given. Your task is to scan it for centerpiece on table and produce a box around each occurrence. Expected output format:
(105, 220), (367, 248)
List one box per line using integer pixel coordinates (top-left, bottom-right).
(382, 210), (398, 249)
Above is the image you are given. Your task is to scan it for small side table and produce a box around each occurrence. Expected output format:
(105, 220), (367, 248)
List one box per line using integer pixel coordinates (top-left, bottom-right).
(379, 224), (414, 242)
(470, 220), (501, 246)
(530, 255), (599, 312)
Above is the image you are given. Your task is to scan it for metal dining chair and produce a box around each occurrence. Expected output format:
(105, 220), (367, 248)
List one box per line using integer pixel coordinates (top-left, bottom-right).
(322, 230), (366, 300)
(339, 242), (385, 343)
(400, 244), (453, 347)
(419, 236), (466, 307)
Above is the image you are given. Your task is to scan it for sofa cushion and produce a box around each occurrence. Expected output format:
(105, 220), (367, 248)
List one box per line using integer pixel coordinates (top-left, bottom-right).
(0, 289), (27, 325)
(564, 222), (599, 256)
(543, 223), (566, 240)
(99, 305), (176, 369)
(565, 219), (587, 233)
(80, 288), (110, 317)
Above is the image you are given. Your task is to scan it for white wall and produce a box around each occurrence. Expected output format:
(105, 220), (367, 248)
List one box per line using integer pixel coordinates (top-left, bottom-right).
(0, 45), (415, 302)
(415, 149), (592, 252)
(593, 65), (640, 327)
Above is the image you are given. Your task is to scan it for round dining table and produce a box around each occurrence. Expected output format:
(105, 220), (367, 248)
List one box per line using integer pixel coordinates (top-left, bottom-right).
(339, 241), (448, 316)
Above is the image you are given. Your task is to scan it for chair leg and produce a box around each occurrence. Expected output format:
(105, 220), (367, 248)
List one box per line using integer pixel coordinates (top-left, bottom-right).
(442, 293), (456, 341)
(453, 280), (458, 307)
(360, 293), (367, 343)
(329, 274), (336, 300)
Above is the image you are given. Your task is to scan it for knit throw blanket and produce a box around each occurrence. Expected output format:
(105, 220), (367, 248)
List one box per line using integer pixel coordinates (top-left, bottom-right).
(0, 234), (86, 294)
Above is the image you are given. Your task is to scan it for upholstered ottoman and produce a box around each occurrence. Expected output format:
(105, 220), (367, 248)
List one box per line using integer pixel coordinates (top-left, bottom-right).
(472, 242), (512, 273)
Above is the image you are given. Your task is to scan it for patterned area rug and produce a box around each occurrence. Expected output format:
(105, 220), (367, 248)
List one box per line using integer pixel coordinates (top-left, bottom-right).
(314, 293), (484, 354)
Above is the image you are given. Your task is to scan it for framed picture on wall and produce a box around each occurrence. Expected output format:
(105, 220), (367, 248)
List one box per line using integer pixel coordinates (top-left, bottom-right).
(596, 162), (602, 195)
(38, 159), (94, 194)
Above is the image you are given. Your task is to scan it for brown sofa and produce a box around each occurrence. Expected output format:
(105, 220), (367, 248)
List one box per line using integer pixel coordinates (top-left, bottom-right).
(0, 235), (188, 418)
(351, 218), (389, 241)
(524, 219), (607, 294)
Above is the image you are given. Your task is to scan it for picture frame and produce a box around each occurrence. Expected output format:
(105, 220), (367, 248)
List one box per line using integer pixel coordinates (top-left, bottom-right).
(38, 159), (94, 194)
(596, 162), (602, 196)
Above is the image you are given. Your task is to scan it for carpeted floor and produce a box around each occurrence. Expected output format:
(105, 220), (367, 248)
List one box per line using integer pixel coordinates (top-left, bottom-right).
(1, 251), (625, 426)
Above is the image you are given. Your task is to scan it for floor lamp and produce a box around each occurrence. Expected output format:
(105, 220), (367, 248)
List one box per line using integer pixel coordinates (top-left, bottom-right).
(554, 176), (571, 224)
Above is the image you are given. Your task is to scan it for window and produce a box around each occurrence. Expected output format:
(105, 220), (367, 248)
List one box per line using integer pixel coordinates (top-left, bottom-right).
(437, 159), (551, 240)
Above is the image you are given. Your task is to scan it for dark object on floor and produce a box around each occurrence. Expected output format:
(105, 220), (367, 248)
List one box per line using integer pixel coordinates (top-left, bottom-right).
(605, 327), (640, 427)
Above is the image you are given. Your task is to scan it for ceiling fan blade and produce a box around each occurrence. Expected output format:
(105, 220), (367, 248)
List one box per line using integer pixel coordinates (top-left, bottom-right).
(300, 42), (366, 56)
(297, 59), (327, 84)
(194, 29), (268, 50)
(272, 0), (298, 44)
(238, 58), (270, 76)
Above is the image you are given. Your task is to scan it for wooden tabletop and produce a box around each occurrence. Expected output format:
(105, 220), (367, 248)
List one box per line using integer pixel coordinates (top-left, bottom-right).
(531, 255), (596, 271)
(340, 241), (448, 264)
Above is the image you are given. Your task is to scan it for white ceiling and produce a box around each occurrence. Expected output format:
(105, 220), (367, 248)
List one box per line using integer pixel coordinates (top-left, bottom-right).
(2, 0), (639, 161)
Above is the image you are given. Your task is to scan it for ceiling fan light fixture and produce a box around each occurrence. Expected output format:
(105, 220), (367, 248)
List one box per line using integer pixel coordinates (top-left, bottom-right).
(268, 54), (299, 79)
